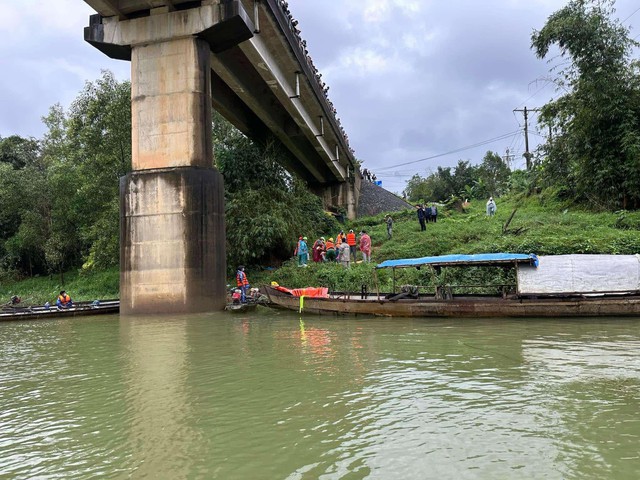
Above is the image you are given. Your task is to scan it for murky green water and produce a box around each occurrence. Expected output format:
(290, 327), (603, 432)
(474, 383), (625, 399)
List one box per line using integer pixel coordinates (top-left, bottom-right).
(1, 309), (640, 479)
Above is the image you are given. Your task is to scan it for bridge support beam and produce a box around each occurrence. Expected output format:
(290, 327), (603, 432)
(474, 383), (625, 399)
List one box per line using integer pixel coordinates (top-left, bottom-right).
(313, 173), (361, 220)
(120, 36), (226, 314)
(121, 168), (225, 314)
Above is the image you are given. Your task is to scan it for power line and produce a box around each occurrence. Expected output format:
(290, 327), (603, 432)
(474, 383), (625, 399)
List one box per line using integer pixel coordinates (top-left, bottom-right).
(622, 6), (640, 24)
(376, 130), (522, 171)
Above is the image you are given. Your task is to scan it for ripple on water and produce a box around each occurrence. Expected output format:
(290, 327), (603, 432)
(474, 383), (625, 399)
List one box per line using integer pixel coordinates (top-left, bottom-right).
(2, 315), (640, 479)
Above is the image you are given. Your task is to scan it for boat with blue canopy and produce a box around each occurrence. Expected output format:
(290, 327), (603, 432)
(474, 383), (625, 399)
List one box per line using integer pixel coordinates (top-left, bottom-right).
(376, 253), (539, 269)
(263, 253), (640, 318)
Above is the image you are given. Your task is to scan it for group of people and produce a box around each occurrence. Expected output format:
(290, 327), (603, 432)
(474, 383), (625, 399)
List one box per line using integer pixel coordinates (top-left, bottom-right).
(361, 169), (378, 183)
(4, 291), (75, 311)
(416, 204), (438, 231)
(294, 229), (372, 268)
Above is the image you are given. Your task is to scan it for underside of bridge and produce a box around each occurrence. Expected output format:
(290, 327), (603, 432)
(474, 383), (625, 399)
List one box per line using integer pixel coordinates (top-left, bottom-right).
(84, 0), (360, 314)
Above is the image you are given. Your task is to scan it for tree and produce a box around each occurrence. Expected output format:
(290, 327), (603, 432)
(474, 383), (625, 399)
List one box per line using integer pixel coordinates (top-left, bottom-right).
(477, 151), (510, 197)
(0, 136), (49, 275)
(0, 135), (40, 170)
(214, 113), (338, 268)
(532, 0), (640, 209)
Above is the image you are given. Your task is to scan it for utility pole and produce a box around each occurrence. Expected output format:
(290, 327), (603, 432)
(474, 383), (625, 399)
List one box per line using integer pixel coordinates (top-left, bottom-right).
(503, 148), (515, 170)
(513, 106), (540, 170)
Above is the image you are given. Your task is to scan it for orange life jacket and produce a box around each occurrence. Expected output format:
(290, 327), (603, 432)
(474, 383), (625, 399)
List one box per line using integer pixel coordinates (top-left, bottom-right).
(58, 294), (71, 305)
(336, 233), (345, 245)
(236, 270), (249, 287)
(325, 240), (335, 250)
(346, 232), (356, 246)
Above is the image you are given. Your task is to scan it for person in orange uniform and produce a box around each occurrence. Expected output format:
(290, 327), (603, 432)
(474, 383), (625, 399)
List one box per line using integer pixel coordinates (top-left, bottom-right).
(325, 237), (336, 261)
(346, 229), (357, 261)
(56, 291), (73, 309)
(236, 265), (250, 303)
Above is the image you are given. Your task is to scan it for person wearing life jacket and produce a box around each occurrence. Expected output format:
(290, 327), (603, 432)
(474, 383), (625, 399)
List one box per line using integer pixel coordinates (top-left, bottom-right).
(336, 230), (345, 246)
(325, 237), (336, 262)
(56, 291), (73, 309)
(236, 265), (250, 303)
(346, 229), (357, 261)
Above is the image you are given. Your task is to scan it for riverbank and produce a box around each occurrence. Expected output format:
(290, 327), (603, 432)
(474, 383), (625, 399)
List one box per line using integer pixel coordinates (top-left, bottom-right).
(0, 268), (119, 307)
(3, 193), (640, 304)
(258, 193), (640, 291)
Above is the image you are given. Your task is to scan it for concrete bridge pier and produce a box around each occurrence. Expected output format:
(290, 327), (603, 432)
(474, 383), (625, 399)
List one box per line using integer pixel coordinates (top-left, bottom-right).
(313, 171), (361, 220)
(121, 36), (226, 314)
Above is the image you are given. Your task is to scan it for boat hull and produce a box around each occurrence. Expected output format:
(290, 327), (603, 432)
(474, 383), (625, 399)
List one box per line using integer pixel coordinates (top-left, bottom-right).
(225, 303), (258, 313)
(263, 287), (640, 318)
(0, 300), (120, 322)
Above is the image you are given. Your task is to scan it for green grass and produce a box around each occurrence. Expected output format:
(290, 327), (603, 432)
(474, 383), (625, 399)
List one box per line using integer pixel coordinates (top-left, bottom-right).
(252, 193), (640, 290)
(0, 268), (119, 307)
(4, 192), (640, 301)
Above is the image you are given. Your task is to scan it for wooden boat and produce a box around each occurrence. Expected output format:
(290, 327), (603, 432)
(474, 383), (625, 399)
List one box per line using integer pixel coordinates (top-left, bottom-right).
(0, 299), (119, 322)
(263, 254), (640, 318)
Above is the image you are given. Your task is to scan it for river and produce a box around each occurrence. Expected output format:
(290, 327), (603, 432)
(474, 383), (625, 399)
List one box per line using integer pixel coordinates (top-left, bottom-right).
(1, 309), (639, 479)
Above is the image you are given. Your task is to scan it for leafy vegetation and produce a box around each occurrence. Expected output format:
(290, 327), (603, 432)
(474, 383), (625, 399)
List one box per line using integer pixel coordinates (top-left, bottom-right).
(2, 0), (640, 301)
(0, 268), (119, 305)
(0, 73), (335, 284)
(531, 0), (640, 209)
(253, 192), (640, 290)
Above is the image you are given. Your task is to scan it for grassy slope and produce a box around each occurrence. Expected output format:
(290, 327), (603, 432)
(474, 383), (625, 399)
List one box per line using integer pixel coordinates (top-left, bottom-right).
(257, 193), (640, 291)
(0, 268), (119, 306)
(3, 193), (640, 304)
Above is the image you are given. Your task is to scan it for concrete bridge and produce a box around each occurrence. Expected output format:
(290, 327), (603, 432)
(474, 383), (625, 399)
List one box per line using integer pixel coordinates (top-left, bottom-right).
(83, 0), (360, 314)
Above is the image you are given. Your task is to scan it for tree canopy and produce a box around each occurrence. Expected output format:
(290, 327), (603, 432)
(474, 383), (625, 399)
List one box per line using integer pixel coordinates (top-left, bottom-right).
(0, 72), (337, 280)
(404, 152), (510, 204)
(532, 0), (640, 208)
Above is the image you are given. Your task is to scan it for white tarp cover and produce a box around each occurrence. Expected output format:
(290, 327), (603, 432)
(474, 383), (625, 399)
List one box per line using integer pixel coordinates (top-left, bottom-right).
(517, 255), (640, 295)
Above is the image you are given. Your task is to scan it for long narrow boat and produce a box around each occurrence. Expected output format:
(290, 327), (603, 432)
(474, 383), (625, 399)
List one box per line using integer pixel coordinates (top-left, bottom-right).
(0, 300), (119, 322)
(263, 254), (640, 318)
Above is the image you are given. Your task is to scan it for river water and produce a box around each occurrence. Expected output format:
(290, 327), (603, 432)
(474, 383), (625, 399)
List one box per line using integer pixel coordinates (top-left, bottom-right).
(1, 309), (640, 479)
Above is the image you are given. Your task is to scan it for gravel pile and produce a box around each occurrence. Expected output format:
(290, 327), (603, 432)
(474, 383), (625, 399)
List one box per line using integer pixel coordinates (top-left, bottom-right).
(357, 181), (413, 218)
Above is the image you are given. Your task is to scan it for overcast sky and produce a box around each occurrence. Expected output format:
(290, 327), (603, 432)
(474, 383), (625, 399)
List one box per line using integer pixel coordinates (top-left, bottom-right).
(1, 0), (639, 193)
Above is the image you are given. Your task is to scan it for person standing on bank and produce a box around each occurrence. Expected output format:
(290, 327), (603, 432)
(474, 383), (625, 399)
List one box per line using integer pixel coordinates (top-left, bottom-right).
(346, 229), (357, 261)
(424, 204), (432, 224)
(486, 197), (497, 216)
(359, 230), (371, 263)
(338, 238), (351, 268)
(385, 215), (393, 239)
(417, 205), (426, 231)
(296, 236), (309, 266)
(236, 266), (250, 303)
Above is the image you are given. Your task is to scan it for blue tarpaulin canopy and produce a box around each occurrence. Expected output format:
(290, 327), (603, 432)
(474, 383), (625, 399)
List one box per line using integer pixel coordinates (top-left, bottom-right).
(376, 253), (538, 269)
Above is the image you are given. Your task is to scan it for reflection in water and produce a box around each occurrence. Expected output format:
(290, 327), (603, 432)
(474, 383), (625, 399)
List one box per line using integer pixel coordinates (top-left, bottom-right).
(1, 314), (640, 479)
(118, 316), (193, 478)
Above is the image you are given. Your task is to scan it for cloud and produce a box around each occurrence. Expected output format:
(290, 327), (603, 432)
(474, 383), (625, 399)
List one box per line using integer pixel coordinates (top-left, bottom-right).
(1, 0), (638, 194)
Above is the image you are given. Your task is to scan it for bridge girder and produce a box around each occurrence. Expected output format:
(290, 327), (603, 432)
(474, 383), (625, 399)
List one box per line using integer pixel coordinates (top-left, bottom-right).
(84, 0), (356, 190)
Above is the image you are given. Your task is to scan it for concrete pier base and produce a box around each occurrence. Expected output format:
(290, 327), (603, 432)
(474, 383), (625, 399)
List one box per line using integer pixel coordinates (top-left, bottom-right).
(120, 167), (226, 314)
